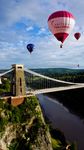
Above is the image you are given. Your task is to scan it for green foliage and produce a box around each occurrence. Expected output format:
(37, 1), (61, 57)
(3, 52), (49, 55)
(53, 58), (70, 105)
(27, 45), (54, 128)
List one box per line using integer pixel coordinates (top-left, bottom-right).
(6, 96), (47, 150)
(31, 68), (84, 83)
(2, 79), (10, 91)
(0, 79), (10, 94)
(2, 119), (46, 149)
(51, 137), (62, 150)
(8, 139), (19, 150)
(0, 88), (6, 94)
(0, 95), (77, 150)
(0, 117), (8, 134)
(0, 99), (4, 108)
(50, 128), (67, 146)
(0, 96), (42, 134)
(8, 138), (33, 150)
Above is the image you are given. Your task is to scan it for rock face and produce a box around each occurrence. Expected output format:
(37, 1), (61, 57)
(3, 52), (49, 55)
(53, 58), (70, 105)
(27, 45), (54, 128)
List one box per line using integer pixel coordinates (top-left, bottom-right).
(0, 96), (53, 150)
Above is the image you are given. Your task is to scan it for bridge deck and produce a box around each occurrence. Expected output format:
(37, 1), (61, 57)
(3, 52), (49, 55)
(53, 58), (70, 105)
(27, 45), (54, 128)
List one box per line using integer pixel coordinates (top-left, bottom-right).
(29, 84), (84, 94)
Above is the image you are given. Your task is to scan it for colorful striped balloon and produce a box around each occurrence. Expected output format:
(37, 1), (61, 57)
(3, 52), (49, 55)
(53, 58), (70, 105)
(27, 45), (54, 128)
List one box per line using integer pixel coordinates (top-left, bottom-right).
(48, 10), (75, 47)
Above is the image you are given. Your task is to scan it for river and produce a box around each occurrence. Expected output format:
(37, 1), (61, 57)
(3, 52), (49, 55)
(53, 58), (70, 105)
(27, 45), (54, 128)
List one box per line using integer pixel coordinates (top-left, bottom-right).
(37, 93), (84, 150)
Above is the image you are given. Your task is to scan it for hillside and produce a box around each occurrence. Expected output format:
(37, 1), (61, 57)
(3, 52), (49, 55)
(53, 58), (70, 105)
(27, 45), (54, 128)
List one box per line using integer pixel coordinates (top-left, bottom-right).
(30, 68), (84, 83)
(31, 68), (84, 75)
(1, 68), (84, 75)
(0, 96), (73, 150)
(0, 96), (68, 150)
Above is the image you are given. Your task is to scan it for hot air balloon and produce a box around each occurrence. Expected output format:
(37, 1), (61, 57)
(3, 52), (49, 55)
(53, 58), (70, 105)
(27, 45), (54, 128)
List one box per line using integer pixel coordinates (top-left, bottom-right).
(27, 43), (34, 53)
(77, 64), (79, 68)
(48, 10), (75, 48)
(74, 32), (81, 40)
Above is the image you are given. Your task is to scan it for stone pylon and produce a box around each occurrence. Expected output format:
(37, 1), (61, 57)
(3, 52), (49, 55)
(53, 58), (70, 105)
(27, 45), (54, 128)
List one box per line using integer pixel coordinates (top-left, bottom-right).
(11, 64), (26, 96)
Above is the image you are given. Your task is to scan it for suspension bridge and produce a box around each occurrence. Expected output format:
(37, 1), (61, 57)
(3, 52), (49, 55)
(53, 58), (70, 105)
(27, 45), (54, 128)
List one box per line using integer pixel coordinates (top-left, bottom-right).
(0, 64), (84, 97)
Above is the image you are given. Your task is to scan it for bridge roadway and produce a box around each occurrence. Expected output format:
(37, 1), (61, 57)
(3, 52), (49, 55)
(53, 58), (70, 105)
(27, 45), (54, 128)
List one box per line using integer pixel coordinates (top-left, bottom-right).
(26, 84), (84, 95)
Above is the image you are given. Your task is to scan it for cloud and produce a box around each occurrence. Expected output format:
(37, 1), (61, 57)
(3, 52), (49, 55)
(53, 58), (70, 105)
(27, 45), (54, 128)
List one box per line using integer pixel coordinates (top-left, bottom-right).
(0, 0), (84, 69)
(0, 0), (84, 31)
(26, 26), (34, 31)
(0, 0), (48, 28)
(37, 28), (46, 35)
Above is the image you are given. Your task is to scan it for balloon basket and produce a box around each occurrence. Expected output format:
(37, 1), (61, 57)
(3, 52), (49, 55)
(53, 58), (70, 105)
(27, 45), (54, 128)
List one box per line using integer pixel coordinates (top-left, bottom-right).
(60, 44), (63, 48)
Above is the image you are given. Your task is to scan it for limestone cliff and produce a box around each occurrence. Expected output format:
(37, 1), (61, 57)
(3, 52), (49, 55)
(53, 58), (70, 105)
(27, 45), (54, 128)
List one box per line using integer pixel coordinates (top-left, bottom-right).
(0, 96), (52, 150)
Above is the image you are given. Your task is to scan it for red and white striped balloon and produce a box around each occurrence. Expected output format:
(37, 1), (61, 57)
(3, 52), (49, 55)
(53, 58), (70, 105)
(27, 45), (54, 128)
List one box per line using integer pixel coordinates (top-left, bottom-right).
(48, 10), (75, 47)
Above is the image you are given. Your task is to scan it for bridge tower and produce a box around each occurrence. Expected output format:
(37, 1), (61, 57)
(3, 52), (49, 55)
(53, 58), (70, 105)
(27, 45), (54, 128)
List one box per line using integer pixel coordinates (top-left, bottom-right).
(11, 64), (26, 96)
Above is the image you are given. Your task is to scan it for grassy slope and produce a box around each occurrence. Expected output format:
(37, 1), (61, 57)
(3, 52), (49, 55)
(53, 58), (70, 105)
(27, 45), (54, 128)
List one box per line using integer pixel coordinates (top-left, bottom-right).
(0, 96), (65, 150)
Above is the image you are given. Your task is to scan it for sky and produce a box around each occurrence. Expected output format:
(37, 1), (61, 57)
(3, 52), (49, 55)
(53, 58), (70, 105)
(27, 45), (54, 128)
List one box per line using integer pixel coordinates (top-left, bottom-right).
(0, 0), (84, 69)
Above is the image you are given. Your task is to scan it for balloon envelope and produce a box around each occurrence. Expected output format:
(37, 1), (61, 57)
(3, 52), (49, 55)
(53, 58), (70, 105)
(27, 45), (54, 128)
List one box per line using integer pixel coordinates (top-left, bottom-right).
(48, 10), (75, 44)
(74, 32), (81, 40)
(27, 44), (34, 53)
